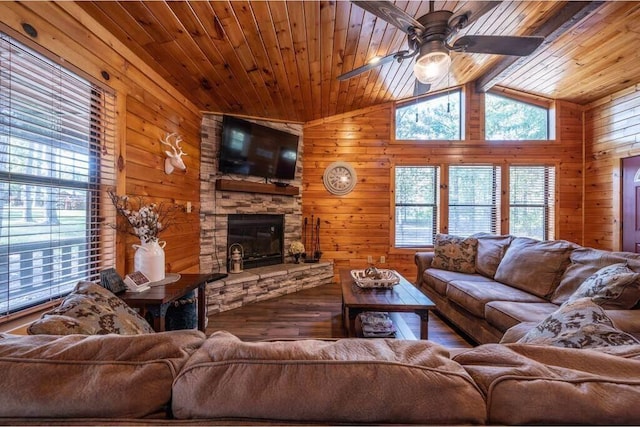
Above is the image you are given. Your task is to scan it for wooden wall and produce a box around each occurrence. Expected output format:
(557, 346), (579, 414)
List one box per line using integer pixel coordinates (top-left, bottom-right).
(303, 84), (584, 281)
(0, 2), (202, 276)
(584, 84), (640, 250)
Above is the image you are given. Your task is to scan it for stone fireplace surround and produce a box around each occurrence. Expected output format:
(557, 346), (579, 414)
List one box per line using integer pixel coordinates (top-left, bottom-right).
(199, 114), (333, 315)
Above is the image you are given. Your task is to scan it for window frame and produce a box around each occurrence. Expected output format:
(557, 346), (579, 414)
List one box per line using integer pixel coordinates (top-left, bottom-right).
(484, 90), (554, 141)
(0, 31), (116, 322)
(390, 162), (558, 251)
(393, 87), (464, 142)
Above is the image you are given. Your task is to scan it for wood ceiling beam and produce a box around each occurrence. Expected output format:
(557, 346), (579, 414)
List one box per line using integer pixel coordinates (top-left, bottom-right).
(475, 1), (604, 93)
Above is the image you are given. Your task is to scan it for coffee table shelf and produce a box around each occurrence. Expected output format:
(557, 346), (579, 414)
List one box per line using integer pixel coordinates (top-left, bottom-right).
(340, 269), (436, 340)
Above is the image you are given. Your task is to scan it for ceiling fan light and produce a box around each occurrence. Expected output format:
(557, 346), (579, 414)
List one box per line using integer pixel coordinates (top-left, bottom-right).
(413, 50), (451, 84)
(368, 56), (382, 65)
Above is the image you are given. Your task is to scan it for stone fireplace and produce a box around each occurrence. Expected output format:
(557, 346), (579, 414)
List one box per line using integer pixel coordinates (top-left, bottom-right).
(227, 214), (284, 269)
(199, 114), (303, 274)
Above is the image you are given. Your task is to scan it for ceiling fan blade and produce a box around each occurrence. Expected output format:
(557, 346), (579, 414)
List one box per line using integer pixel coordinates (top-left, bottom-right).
(452, 35), (544, 56)
(351, 1), (424, 34)
(449, 1), (501, 30)
(337, 51), (401, 81)
(413, 80), (431, 96)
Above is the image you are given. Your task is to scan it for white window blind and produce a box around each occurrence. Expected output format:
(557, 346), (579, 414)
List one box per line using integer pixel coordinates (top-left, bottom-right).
(448, 165), (500, 236)
(395, 166), (439, 247)
(509, 165), (555, 240)
(0, 33), (116, 317)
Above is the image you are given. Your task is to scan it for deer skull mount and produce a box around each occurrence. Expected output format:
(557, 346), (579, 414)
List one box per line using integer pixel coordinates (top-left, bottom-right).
(160, 132), (187, 175)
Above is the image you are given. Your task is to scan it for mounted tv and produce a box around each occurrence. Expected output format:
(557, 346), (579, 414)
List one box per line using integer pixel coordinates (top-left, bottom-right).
(219, 115), (299, 181)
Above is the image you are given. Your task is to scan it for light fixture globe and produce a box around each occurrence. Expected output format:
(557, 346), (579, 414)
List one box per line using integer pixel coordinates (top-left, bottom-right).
(413, 41), (451, 84)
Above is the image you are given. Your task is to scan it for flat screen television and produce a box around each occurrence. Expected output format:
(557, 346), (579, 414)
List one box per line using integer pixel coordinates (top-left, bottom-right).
(219, 115), (299, 181)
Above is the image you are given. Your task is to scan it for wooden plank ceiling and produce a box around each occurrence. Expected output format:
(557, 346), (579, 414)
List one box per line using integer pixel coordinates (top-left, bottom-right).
(78, 1), (640, 123)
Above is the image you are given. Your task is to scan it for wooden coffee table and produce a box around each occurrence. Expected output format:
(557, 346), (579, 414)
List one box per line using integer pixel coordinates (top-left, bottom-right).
(340, 269), (436, 340)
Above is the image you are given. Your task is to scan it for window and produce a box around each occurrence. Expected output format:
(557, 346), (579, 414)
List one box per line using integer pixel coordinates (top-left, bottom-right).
(509, 165), (555, 240)
(448, 166), (500, 236)
(485, 93), (548, 140)
(394, 166), (439, 247)
(0, 33), (116, 318)
(395, 90), (461, 140)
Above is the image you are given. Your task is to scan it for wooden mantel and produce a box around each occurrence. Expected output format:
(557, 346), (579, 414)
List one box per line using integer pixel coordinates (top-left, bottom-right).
(215, 179), (300, 196)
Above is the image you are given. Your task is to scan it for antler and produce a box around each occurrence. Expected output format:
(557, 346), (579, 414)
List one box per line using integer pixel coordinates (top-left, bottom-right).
(159, 132), (187, 174)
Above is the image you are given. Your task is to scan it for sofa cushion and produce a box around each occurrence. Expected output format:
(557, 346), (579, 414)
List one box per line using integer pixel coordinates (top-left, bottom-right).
(446, 280), (546, 318)
(566, 263), (640, 309)
(28, 281), (154, 335)
(484, 301), (559, 333)
(454, 343), (640, 425)
(552, 247), (640, 305)
(473, 233), (513, 278)
(517, 298), (640, 348)
(431, 233), (478, 274)
(494, 237), (574, 298)
(172, 331), (487, 424)
(0, 330), (205, 419)
(424, 268), (495, 296)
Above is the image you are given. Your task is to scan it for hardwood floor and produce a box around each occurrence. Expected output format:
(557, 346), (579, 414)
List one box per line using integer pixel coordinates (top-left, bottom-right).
(206, 281), (474, 348)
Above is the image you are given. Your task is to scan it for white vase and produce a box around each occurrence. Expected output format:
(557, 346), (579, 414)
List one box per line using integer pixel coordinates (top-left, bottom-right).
(133, 239), (166, 282)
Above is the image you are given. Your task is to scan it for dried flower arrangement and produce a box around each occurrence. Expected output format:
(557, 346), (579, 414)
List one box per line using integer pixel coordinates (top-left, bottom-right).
(107, 191), (178, 243)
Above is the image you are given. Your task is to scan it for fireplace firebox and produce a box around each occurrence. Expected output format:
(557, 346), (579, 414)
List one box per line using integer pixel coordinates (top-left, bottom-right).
(227, 214), (284, 270)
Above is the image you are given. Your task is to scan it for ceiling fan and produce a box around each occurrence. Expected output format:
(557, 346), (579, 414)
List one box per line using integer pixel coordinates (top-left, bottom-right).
(338, 1), (544, 95)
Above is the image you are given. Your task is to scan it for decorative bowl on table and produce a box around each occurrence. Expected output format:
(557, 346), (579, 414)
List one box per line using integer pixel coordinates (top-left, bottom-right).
(350, 267), (400, 289)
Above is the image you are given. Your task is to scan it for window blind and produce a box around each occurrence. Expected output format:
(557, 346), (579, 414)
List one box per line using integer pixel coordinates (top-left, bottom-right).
(394, 166), (439, 247)
(509, 165), (555, 240)
(448, 165), (500, 236)
(0, 33), (116, 317)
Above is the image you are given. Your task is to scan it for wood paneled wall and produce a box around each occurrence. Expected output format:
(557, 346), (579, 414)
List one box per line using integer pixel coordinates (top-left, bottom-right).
(584, 84), (640, 250)
(0, 2), (203, 276)
(303, 84), (584, 280)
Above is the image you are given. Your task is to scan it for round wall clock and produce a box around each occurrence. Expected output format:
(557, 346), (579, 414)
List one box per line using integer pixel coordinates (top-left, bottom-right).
(323, 161), (357, 196)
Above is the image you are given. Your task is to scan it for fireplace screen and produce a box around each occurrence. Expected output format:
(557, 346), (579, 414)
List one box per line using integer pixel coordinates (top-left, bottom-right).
(227, 214), (284, 269)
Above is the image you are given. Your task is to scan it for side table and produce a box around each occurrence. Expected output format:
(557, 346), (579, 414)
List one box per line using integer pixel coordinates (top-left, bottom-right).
(120, 273), (227, 332)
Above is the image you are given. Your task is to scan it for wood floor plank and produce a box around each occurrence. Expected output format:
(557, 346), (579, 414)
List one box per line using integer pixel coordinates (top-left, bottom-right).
(206, 282), (474, 349)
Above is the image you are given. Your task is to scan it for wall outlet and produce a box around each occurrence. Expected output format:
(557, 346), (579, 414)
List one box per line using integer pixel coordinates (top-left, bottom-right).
(380, 255), (386, 264)
(367, 255), (373, 264)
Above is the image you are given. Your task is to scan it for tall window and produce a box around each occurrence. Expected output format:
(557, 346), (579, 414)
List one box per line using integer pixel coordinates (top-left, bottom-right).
(448, 166), (500, 236)
(395, 90), (461, 140)
(509, 165), (555, 240)
(394, 166), (439, 247)
(485, 93), (548, 140)
(0, 33), (116, 317)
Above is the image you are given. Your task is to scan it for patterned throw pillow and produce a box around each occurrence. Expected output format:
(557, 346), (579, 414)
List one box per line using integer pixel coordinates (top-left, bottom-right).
(28, 281), (155, 335)
(517, 297), (640, 348)
(431, 234), (478, 274)
(566, 263), (640, 309)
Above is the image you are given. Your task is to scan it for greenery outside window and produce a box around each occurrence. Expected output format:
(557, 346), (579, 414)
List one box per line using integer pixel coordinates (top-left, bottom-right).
(485, 93), (549, 140)
(0, 33), (116, 318)
(394, 166), (439, 247)
(509, 165), (555, 240)
(448, 165), (500, 236)
(395, 89), (462, 140)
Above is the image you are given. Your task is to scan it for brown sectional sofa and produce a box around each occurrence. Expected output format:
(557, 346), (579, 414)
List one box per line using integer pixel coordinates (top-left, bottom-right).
(1, 329), (640, 425)
(415, 234), (640, 344)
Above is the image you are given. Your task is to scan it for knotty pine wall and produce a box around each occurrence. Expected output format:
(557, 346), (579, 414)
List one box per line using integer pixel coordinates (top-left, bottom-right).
(0, 2), (202, 276)
(584, 84), (640, 251)
(303, 84), (584, 281)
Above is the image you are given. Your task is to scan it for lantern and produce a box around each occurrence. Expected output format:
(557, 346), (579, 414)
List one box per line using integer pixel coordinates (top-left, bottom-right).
(228, 243), (244, 274)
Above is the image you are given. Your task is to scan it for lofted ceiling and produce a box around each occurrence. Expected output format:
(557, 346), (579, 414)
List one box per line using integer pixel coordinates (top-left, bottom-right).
(78, 1), (640, 123)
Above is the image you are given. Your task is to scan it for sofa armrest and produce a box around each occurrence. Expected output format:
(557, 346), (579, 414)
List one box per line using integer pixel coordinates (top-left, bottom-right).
(414, 252), (435, 287)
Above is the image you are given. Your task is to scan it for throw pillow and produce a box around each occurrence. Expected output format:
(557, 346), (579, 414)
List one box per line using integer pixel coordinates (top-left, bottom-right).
(494, 237), (574, 298)
(431, 234), (478, 274)
(517, 297), (640, 348)
(473, 233), (513, 278)
(28, 281), (155, 335)
(566, 263), (640, 309)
